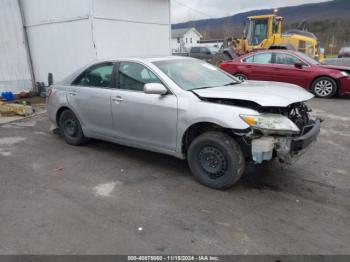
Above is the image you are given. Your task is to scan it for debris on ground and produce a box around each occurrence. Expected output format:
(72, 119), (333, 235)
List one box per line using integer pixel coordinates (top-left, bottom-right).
(0, 101), (34, 117)
(53, 167), (64, 172)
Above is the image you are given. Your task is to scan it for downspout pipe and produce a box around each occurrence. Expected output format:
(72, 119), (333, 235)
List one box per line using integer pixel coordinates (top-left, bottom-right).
(17, 0), (37, 93)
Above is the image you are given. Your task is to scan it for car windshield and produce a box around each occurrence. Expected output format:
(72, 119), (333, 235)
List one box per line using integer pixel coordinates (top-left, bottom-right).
(296, 51), (319, 65)
(153, 59), (239, 91)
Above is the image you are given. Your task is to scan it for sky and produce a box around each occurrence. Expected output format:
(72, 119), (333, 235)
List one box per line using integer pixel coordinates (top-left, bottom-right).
(171, 0), (330, 23)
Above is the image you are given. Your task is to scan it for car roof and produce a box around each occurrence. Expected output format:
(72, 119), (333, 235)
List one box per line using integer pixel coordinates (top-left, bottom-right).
(240, 49), (300, 57)
(97, 56), (196, 63)
(58, 56), (197, 85)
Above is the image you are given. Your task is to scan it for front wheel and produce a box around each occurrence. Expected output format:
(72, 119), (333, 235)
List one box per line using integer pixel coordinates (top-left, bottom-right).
(311, 77), (337, 98)
(187, 132), (245, 190)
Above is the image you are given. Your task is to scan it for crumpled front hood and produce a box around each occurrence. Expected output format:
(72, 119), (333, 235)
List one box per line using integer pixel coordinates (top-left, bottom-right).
(192, 81), (314, 107)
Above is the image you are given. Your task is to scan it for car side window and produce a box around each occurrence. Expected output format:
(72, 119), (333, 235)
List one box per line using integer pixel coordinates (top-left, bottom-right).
(274, 53), (300, 65)
(243, 56), (254, 63)
(251, 53), (272, 64)
(117, 62), (161, 91)
(243, 53), (271, 64)
(73, 63), (114, 87)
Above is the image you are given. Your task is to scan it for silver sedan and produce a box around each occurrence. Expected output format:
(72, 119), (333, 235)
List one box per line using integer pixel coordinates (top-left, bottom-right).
(47, 56), (320, 189)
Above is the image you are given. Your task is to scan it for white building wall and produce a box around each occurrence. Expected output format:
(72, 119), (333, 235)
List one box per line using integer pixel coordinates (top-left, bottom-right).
(93, 0), (171, 59)
(171, 29), (201, 53)
(20, 0), (91, 26)
(182, 30), (201, 49)
(0, 0), (32, 93)
(18, 0), (171, 86)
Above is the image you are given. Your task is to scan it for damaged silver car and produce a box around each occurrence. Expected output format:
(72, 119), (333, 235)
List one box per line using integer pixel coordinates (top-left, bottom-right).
(47, 57), (321, 189)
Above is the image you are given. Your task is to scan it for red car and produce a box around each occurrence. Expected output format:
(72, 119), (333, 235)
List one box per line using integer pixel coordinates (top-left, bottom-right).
(220, 50), (350, 98)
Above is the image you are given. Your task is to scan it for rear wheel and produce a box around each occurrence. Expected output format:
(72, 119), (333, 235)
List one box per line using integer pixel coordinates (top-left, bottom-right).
(59, 110), (88, 146)
(234, 73), (248, 82)
(311, 77), (337, 98)
(187, 132), (245, 190)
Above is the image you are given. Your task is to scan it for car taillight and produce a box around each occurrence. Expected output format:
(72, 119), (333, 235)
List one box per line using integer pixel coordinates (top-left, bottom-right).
(220, 63), (229, 70)
(47, 88), (53, 98)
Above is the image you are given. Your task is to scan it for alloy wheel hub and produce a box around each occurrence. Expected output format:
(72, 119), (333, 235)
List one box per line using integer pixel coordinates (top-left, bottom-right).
(315, 80), (333, 96)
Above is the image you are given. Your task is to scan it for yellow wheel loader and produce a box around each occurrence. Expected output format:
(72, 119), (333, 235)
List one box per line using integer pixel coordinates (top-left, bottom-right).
(210, 14), (324, 65)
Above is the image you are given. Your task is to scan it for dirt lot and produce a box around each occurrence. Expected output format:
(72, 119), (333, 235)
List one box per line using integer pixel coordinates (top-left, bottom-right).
(0, 98), (349, 255)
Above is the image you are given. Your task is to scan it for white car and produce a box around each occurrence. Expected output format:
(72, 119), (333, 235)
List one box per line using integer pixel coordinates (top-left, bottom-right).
(47, 56), (320, 189)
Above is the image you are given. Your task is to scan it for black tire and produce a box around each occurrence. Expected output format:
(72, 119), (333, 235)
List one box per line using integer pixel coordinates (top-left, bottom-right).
(187, 132), (245, 190)
(311, 77), (337, 98)
(234, 73), (248, 82)
(59, 110), (88, 146)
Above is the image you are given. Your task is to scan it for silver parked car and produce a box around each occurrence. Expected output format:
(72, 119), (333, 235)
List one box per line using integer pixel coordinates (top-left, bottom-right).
(47, 57), (320, 189)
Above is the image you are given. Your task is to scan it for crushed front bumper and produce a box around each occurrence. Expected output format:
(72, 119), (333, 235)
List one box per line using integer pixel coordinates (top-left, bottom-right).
(276, 119), (321, 164)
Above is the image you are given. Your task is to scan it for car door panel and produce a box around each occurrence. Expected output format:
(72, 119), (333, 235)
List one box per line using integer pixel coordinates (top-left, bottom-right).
(272, 53), (311, 88)
(243, 53), (276, 81)
(67, 62), (115, 136)
(67, 87), (114, 136)
(111, 61), (178, 151)
(111, 90), (178, 150)
(252, 63), (278, 81)
(272, 65), (310, 88)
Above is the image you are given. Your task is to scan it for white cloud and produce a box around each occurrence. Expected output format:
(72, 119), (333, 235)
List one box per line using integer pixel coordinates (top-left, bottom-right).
(171, 0), (330, 23)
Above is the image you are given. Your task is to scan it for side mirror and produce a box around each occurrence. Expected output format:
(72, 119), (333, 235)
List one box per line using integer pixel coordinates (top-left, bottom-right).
(144, 83), (168, 95)
(294, 61), (304, 69)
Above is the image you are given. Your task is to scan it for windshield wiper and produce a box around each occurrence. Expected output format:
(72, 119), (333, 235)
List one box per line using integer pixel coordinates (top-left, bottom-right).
(190, 86), (216, 91)
(191, 82), (239, 91)
(224, 82), (240, 86)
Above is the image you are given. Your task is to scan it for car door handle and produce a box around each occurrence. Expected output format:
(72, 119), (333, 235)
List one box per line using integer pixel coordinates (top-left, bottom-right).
(112, 96), (124, 103)
(69, 90), (77, 96)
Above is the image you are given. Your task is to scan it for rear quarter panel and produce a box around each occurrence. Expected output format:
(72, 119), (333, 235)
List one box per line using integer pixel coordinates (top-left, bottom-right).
(221, 58), (254, 78)
(47, 85), (69, 126)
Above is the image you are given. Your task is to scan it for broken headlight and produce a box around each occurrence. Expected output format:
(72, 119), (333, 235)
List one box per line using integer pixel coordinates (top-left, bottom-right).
(240, 114), (300, 135)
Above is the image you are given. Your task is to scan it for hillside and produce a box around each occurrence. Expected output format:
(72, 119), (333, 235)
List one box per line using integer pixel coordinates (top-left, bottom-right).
(172, 0), (350, 53)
